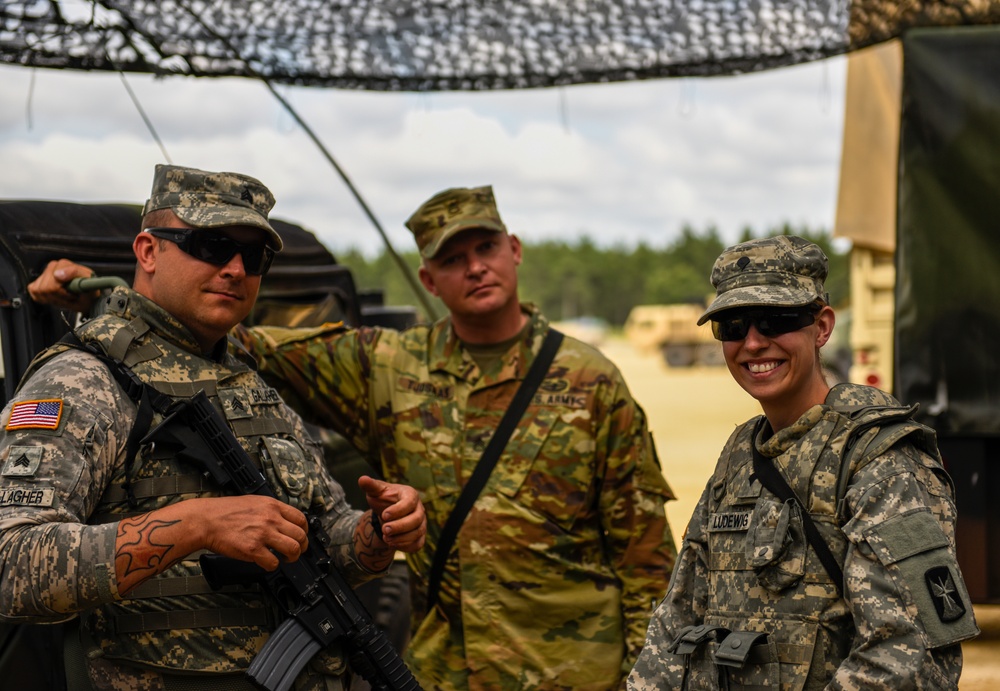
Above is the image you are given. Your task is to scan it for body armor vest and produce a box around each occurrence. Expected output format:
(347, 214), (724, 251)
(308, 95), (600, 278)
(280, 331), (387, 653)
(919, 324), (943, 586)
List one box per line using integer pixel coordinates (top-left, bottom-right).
(675, 383), (934, 690)
(28, 290), (326, 675)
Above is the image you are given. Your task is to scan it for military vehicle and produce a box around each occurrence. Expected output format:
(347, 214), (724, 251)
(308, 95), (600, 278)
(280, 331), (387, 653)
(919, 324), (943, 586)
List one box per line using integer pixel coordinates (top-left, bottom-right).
(623, 303), (724, 368)
(0, 200), (416, 689)
(836, 30), (1000, 603)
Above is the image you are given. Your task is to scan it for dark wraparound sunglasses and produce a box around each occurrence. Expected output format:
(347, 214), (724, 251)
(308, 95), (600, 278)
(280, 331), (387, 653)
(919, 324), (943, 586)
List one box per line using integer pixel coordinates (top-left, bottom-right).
(712, 307), (819, 342)
(145, 227), (275, 276)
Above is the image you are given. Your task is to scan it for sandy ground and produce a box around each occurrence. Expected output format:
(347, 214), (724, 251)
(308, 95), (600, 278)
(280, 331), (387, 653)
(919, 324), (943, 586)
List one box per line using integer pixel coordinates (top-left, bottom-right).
(595, 335), (999, 689)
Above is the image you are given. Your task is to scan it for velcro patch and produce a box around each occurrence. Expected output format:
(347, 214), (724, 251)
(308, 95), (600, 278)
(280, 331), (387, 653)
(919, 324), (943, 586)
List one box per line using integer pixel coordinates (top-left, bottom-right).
(6, 400), (63, 431)
(247, 387), (281, 405)
(2, 446), (43, 477)
(396, 377), (453, 399)
(709, 510), (753, 532)
(0, 487), (56, 507)
(532, 392), (587, 408)
(220, 390), (253, 420)
(925, 566), (967, 623)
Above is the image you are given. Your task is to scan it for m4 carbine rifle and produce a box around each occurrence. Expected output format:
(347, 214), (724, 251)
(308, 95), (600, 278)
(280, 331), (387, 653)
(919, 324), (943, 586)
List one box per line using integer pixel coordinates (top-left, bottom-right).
(145, 390), (421, 691)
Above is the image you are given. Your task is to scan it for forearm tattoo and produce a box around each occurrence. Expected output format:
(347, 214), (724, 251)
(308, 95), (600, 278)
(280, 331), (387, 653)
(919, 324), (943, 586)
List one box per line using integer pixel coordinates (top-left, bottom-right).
(115, 515), (183, 593)
(356, 511), (393, 572)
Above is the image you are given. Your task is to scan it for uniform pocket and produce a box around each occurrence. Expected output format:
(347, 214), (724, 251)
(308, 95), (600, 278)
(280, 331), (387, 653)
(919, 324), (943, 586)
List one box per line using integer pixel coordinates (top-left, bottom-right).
(865, 509), (979, 647)
(259, 436), (315, 509)
(495, 406), (594, 529)
(746, 497), (807, 592)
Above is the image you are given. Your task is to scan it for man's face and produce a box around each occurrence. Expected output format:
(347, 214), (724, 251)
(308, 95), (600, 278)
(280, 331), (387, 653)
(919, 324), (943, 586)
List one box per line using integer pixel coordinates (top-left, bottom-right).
(720, 305), (835, 426)
(133, 218), (266, 352)
(418, 228), (521, 322)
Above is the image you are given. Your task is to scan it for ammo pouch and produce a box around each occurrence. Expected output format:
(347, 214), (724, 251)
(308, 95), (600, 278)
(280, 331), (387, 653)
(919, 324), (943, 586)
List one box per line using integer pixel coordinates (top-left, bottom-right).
(668, 625), (780, 690)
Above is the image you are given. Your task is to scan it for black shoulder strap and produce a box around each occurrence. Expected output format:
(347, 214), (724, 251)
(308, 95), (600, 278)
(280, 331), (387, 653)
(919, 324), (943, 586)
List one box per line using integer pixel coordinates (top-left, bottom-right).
(425, 328), (564, 610)
(60, 331), (175, 508)
(749, 417), (845, 597)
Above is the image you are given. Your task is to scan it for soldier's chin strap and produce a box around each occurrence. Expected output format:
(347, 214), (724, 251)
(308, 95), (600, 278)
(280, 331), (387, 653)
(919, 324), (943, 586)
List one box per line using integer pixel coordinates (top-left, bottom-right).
(59, 332), (175, 508)
(749, 417), (846, 597)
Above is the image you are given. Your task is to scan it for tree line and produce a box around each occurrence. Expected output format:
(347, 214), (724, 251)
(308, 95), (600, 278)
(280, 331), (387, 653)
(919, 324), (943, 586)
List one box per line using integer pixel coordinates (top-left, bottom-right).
(337, 224), (848, 326)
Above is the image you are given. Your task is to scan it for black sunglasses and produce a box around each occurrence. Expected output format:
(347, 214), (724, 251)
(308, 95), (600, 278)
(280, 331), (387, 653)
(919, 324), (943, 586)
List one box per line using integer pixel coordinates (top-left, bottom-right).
(145, 227), (275, 276)
(712, 307), (819, 342)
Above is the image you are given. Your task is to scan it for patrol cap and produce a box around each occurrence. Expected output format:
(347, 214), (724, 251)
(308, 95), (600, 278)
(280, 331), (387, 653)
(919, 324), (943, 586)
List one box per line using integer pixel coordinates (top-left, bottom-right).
(405, 185), (507, 259)
(141, 164), (283, 250)
(697, 235), (829, 325)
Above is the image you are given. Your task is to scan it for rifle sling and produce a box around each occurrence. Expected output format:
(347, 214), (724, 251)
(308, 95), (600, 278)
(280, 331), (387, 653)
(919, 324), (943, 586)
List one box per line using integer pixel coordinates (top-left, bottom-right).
(749, 417), (845, 597)
(425, 329), (564, 610)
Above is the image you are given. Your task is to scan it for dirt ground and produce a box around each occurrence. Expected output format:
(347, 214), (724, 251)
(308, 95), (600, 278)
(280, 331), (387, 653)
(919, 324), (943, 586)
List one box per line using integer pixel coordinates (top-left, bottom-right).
(597, 335), (999, 689)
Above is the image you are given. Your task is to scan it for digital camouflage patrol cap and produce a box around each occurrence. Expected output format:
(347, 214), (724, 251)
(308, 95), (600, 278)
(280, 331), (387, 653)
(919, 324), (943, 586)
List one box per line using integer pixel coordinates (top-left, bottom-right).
(697, 235), (829, 325)
(405, 185), (507, 259)
(141, 164), (283, 250)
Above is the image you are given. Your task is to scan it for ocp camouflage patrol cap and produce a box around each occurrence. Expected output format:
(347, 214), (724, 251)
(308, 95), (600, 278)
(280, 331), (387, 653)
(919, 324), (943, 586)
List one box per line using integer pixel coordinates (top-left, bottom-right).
(405, 185), (507, 259)
(697, 235), (829, 325)
(141, 164), (283, 250)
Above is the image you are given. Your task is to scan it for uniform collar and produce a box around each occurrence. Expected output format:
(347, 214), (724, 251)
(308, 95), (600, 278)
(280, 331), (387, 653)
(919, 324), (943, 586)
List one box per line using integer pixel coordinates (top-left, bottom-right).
(428, 303), (549, 382)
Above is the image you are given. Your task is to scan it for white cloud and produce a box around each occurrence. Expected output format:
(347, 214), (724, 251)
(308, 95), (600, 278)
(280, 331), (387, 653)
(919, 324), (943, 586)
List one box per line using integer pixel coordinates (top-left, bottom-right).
(0, 56), (846, 257)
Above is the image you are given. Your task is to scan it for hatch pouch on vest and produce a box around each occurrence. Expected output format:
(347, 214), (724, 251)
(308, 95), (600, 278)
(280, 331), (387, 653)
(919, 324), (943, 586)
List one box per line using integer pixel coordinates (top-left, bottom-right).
(59, 331), (175, 508)
(425, 329), (564, 610)
(750, 417), (845, 597)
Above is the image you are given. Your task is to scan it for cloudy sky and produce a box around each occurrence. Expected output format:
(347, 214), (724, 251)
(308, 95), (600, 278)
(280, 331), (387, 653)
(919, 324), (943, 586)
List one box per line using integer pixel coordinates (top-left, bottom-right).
(0, 56), (847, 257)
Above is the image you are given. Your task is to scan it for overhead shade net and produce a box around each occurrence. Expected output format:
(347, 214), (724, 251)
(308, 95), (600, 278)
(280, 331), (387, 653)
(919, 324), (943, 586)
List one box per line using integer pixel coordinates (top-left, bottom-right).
(896, 26), (1000, 434)
(4, 1), (1000, 90)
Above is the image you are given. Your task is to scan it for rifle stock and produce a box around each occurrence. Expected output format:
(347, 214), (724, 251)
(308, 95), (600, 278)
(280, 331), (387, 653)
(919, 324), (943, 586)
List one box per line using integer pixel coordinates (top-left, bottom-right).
(146, 390), (421, 691)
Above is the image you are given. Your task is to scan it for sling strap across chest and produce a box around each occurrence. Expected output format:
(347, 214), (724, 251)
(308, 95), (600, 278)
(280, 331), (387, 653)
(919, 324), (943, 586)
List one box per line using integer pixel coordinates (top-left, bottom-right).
(749, 417), (846, 597)
(425, 328), (564, 609)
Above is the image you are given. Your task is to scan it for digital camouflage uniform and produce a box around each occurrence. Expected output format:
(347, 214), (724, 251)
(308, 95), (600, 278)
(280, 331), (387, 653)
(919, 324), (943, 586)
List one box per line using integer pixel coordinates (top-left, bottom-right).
(629, 381), (979, 691)
(236, 304), (677, 690)
(0, 287), (374, 691)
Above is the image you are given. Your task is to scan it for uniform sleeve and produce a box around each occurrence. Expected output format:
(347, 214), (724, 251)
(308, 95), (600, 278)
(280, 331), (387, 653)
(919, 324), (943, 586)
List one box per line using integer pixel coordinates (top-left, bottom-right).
(628, 484), (711, 690)
(234, 324), (378, 458)
(596, 373), (678, 676)
(833, 444), (979, 689)
(0, 351), (128, 622)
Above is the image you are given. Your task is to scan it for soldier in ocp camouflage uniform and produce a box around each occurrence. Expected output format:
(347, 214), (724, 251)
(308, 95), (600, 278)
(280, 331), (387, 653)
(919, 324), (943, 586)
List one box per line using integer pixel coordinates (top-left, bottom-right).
(628, 235), (979, 690)
(232, 186), (678, 690)
(2, 164), (426, 691)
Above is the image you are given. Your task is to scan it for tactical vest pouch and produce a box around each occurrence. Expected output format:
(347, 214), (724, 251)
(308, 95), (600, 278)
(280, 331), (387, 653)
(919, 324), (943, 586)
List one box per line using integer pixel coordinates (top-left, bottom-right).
(665, 624), (730, 690)
(713, 630), (780, 690)
(746, 497), (806, 592)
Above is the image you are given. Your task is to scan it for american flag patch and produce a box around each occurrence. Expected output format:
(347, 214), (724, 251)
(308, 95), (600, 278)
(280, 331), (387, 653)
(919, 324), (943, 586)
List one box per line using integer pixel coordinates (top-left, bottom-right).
(6, 400), (63, 431)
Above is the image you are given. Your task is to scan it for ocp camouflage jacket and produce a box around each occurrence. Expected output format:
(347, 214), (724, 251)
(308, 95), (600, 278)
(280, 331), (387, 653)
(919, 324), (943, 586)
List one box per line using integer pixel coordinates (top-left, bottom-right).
(238, 304), (677, 691)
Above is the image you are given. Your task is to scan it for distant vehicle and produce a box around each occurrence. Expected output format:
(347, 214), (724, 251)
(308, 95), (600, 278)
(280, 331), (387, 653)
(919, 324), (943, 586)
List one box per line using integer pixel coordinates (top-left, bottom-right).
(623, 304), (724, 368)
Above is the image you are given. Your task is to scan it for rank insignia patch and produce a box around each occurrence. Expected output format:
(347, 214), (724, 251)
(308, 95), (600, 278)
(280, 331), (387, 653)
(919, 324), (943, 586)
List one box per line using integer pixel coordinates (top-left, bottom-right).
(6, 400), (63, 431)
(925, 566), (967, 623)
(2, 446), (43, 477)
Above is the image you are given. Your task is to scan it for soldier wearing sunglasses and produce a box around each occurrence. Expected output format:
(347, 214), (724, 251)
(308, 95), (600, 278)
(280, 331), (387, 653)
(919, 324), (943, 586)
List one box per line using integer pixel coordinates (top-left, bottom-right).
(4, 164), (427, 691)
(630, 235), (978, 690)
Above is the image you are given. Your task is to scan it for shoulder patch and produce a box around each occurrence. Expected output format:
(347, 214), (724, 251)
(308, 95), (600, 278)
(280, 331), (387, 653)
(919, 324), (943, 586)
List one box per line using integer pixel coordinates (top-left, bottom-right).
(2, 446), (43, 477)
(6, 400), (63, 431)
(925, 566), (967, 623)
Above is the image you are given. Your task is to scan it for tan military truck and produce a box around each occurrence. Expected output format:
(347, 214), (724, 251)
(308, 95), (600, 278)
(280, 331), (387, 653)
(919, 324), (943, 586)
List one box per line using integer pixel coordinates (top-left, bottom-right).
(624, 303), (724, 368)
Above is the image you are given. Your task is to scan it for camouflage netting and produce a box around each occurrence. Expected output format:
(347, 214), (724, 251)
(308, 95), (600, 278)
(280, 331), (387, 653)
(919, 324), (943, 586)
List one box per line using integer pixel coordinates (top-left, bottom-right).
(2, 1), (1000, 90)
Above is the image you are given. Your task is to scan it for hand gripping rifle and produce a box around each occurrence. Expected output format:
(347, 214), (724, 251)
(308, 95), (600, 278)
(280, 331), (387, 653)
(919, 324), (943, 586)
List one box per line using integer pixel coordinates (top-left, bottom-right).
(144, 390), (421, 691)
